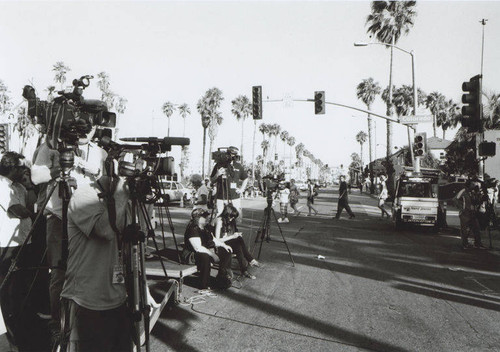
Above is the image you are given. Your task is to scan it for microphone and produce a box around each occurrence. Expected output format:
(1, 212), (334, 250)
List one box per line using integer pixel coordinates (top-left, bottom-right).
(120, 137), (190, 147)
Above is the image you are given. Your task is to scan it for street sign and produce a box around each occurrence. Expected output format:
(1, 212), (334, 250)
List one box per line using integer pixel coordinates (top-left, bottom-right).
(399, 115), (433, 124)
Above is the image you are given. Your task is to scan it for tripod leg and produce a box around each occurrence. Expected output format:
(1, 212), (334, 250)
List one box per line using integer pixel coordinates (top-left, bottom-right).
(139, 203), (169, 278)
(161, 204), (181, 264)
(270, 208), (295, 267)
(257, 208), (270, 260)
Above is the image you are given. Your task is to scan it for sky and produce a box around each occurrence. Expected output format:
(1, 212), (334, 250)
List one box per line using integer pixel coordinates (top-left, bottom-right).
(1, 0), (500, 174)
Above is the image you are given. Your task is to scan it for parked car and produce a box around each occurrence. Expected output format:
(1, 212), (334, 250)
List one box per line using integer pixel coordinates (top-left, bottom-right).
(157, 178), (194, 204)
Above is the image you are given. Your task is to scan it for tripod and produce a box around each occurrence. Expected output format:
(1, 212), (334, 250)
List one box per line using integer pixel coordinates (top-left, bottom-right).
(252, 191), (294, 266)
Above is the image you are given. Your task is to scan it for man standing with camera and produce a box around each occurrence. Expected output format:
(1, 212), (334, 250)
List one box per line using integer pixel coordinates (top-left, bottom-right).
(455, 179), (487, 250)
(31, 128), (107, 342)
(210, 147), (248, 239)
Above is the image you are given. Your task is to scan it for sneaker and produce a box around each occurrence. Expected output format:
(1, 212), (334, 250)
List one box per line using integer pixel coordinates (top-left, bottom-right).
(462, 244), (473, 250)
(277, 218), (283, 223)
(349, 215), (355, 219)
(243, 271), (256, 280)
(249, 259), (261, 267)
(474, 244), (488, 250)
(37, 312), (52, 320)
(283, 218), (289, 223)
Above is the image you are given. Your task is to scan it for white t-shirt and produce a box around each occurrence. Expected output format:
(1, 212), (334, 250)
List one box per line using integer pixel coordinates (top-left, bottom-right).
(32, 142), (107, 218)
(0, 176), (31, 247)
(194, 184), (209, 210)
(279, 188), (290, 204)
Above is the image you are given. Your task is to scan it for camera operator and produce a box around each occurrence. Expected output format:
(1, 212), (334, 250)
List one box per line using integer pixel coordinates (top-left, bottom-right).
(0, 152), (33, 345)
(454, 179), (487, 250)
(30, 127), (107, 341)
(59, 174), (131, 351)
(210, 146), (248, 239)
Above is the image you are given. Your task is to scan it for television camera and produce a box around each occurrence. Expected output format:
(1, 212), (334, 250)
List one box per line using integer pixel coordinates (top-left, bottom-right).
(262, 172), (285, 193)
(211, 147), (240, 168)
(23, 75), (116, 150)
(99, 136), (190, 203)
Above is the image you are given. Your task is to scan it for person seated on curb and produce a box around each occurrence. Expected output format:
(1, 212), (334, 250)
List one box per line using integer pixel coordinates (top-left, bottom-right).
(218, 203), (260, 280)
(184, 209), (233, 290)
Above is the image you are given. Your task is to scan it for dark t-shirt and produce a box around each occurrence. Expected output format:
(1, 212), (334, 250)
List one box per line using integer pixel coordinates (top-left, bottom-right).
(211, 162), (248, 200)
(339, 181), (348, 200)
(184, 224), (215, 252)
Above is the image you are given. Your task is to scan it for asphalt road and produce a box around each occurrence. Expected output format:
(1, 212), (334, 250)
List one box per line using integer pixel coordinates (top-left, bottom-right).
(147, 187), (500, 352)
(2, 187), (499, 351)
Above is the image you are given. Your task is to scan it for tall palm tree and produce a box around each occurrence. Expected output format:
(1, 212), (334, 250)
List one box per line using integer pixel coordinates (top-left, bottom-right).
(231, 95), (251, 163)
(268, 123), (281, 163)
(356, 131), (368, 168)
(426, 91), (447, 137)
(114, 96), (128, 141)
(97, 72), (116, 110)
(52, 61), (71, 90)
(261, 140), (270, 160)
(162, 101), (176, 137)
(287, 136), (296, 171)
(384, 85), (426, 118)
(177, 103), (191, 137)
(295, 142), (305, 179)
(437, 99), (459, 140)
(366, 0), (417, 157)
(356, 77), (381, 164)
(279, 130), (289, 159)
(197, 87), (224, 174)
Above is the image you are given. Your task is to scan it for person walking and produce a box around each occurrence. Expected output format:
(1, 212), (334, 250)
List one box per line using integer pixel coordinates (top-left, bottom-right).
(306, 179), (318, 216)
(335, 175), (355, 219)
(378, 175), (391, 218)
(289, 179), (300, 216)
(454, 179), (487, 249)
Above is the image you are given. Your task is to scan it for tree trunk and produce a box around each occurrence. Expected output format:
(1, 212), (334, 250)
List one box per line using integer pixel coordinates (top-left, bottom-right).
(443, 128), (446, 140)
(386, 39), (395, 157)
(202, 128), (207, 178)
(251, 120), (256, 183)
(208, 138), (214, 176)
(183, 118), (186, 137)
(240, 118), (245, 164)
(167, 116), (171, 137)
(433, 114), (437, 137)
(360, 143), (364, 169)
(367, 114), (373, 164)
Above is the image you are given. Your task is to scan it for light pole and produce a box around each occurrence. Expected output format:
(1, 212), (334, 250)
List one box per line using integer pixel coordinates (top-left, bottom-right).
(354, 41), (417, 166)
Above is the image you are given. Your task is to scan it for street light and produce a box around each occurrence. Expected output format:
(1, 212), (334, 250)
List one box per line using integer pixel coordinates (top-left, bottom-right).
(354, 41), (417, 165)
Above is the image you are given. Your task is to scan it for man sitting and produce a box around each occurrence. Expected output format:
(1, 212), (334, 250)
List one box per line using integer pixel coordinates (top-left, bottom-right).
(184, 209), (232, 290)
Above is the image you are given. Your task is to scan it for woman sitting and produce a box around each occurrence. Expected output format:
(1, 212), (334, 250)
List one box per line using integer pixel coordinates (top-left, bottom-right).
(218, 203), (260, 279)
(184, 209), (233, 290)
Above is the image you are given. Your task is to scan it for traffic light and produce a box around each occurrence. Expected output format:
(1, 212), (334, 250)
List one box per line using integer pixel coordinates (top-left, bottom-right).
(413, 132), (426, 157)
(478, 141), (496, 157)
(314, 91), (325, 115)
(252, 86), (262, 120)
(461, 74), (482, 133)
(0, 124), (8, 154)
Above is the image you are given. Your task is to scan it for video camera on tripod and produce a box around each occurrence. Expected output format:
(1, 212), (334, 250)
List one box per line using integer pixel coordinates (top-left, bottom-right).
(98, 136), (190, 203)
(262, 172), (285, 194)
(23, 75), (116, 152)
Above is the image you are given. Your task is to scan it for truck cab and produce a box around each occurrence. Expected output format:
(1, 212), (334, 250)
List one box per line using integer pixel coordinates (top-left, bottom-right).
(392, 169), (441, 230)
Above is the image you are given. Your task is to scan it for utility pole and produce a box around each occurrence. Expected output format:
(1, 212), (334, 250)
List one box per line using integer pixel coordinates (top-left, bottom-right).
(478, 19), (487, 180)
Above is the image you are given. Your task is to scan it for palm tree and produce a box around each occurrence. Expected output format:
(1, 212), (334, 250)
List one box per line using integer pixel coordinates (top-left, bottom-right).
(0, 80), (12, 115)
(197, 87), (224, 175)
(279, 130), (289, 159)
(287, 136), (296, 171)
(261, 140), (270, 160)
(384, 85), (426, 118)
(231, 95), (251, 163)
(356, 131), (368, 168)
(483, 92), (500, 130)
(162, 101), (176, 137)
(295, 142), (305, 179)
(114, 96), (128, 141)
(356, 78), (381, 164)
(96, 72), (116, 109)
(437, 99), (460, 140)
(259, 123), (269, 140)
(366, 0), (418, 157)
(268, 123), (281, 163)
(52, 61), (71, 90)
(426, 92), (447, 137)
(178, 103), (191, 137)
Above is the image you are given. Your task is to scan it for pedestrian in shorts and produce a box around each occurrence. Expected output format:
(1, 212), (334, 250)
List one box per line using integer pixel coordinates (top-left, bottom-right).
(276, 181), (290, 223)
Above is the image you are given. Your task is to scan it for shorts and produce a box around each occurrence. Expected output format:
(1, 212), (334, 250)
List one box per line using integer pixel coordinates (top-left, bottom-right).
(280, 203), (288, 216)
(378, 198), (386, 207)
(216, 198), (242, 219)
